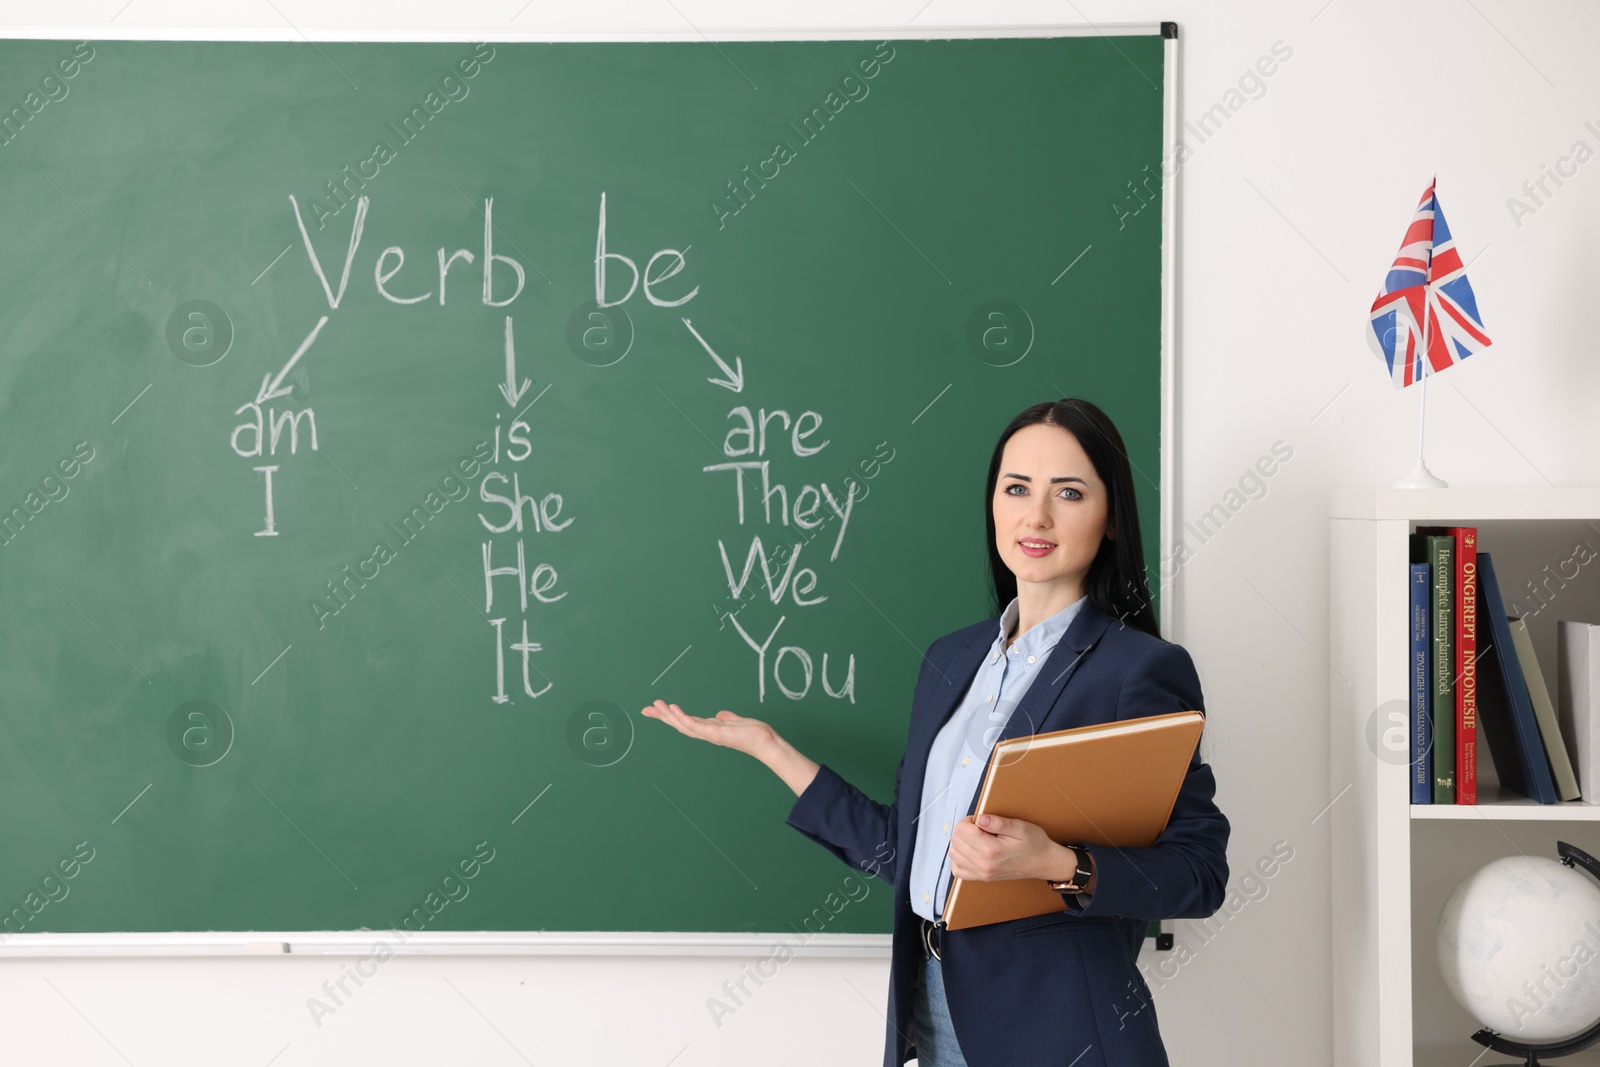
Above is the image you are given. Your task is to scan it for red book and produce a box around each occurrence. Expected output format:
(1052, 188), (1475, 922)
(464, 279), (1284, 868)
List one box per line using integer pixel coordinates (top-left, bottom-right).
(1450, 526), (1478, 804)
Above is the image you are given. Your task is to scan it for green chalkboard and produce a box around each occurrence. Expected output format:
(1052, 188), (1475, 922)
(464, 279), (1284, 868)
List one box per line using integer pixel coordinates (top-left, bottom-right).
(0, 33), (1167, 936)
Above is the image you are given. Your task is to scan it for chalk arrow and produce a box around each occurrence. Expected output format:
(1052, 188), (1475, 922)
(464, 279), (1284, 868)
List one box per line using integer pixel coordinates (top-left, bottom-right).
(498, 315), (531, 407)
(257, 315), (329, 405)
(681, 317), (745, 393)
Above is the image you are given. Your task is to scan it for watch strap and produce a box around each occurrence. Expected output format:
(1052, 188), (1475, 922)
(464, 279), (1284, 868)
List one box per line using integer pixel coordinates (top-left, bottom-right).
(1046, 843), (1094, 893)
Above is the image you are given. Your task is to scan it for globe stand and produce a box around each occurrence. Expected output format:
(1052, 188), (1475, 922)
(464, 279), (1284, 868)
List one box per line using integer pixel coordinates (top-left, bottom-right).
(1466, 842), (1600, 1066)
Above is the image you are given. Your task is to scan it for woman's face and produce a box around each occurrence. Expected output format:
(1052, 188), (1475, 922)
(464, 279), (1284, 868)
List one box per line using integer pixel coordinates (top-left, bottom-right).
(991, 423), (1112, 603)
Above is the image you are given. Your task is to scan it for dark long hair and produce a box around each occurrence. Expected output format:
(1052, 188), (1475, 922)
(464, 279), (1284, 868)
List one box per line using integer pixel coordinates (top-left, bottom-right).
(983, 398), (1161, 639)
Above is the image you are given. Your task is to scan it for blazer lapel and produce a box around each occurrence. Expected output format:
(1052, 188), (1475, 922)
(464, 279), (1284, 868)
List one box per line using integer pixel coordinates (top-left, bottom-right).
(897, 621), (996, 854)
(922, 626), (997, 739)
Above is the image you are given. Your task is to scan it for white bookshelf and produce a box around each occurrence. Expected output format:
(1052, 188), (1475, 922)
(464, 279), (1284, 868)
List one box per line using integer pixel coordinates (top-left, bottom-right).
(1410, 782), (1600, 820)
(1330, 489), (1600, 1067)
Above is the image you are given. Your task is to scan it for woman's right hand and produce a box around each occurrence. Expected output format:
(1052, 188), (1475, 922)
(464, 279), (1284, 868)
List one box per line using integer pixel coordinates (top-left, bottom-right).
(641, 699), (821, 797)
(640, 699), (780, 759)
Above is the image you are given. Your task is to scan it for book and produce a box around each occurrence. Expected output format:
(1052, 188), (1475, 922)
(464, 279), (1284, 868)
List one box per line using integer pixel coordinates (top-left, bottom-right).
(938, 709), (1205, 932)
(1410, 561), (1433, 804)
(1427, 532), (1456, 803)
(1558, 621), (1600, 804)
(1509, 616), (1580, 801)
(1472, 553), (1558, 803)
(1449, 526), (1479, 804)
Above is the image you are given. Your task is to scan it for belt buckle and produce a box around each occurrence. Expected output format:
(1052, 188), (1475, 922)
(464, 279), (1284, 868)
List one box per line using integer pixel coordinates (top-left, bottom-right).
(922, 917), (944, 962)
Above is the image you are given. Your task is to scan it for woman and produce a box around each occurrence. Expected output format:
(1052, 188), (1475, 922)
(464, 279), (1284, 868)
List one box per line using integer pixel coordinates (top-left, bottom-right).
(642, 397), (1229, 1067)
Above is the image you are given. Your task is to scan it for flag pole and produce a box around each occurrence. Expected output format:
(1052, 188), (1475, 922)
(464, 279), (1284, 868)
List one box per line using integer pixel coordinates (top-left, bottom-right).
(1393, 290), (1448, 488)
(1393, 178), (1448, 489)
(1418, 352), (1427, 455)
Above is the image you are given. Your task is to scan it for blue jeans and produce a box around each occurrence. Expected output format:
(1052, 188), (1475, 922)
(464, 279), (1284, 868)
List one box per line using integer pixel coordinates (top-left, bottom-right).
(912, 950), (970, 1066)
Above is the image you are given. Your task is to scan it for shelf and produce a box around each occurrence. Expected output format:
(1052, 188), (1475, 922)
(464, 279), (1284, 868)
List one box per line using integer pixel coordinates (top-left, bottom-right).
(1411, 783), (1600, 821)
(1416, 1045), (1600, 1067)
(1330, 486), (1600, 522)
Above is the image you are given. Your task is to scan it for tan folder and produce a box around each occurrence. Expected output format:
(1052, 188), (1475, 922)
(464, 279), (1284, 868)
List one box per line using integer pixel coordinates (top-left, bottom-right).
(938, 709), (1205, 931)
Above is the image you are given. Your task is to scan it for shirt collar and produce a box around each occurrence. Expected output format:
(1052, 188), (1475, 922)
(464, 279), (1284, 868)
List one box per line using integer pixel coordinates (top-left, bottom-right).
(997, 594), (1087, 659)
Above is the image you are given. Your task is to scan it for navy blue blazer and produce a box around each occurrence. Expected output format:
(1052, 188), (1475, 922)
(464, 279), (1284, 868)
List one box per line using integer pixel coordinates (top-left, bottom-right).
(785, 600), (1229, 1067)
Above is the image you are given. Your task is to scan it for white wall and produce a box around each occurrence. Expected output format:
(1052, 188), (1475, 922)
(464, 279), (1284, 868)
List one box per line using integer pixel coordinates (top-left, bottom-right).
(2, 1), (1589, 1063)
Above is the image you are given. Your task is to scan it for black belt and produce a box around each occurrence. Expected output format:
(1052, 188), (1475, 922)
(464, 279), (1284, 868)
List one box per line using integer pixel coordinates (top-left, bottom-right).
(919, 916), (945, 962)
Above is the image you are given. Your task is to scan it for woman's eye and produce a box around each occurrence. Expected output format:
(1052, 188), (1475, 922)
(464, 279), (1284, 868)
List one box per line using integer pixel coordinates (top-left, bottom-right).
(1003, 483), (1081, 500)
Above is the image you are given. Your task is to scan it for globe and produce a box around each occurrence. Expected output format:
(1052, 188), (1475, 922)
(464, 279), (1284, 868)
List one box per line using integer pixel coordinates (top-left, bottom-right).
(1438, 855), (1600, 1044)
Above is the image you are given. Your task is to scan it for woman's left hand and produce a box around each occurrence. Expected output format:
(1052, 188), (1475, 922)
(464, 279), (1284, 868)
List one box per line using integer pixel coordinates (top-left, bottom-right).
(947, 813), (1069, 882)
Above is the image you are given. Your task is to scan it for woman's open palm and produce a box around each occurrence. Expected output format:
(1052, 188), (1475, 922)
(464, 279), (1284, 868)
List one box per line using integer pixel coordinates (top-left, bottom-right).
(640, 699), (777, 758)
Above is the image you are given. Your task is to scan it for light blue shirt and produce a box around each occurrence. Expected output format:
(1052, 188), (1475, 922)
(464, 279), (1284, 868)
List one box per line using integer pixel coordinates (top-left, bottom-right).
(909, 594), (1087, 924)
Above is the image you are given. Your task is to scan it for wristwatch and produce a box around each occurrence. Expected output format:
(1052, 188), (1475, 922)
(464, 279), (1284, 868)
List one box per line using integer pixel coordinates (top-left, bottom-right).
(1046, 843), (1094, 894)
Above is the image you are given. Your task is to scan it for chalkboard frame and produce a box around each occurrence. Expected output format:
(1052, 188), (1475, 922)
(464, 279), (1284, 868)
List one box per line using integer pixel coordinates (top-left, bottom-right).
(0, 20), (1181, 957)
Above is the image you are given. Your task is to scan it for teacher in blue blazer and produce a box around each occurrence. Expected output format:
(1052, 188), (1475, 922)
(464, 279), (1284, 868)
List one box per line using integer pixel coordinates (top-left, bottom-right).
(643, 397), (1229, 1067)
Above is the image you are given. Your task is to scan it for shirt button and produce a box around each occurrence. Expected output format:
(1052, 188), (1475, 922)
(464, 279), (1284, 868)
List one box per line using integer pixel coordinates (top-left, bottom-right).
(1028, 655), (1036, 663)
(923, 893), (930, 902)
(987, 694), (994, 703)
(962, 756), (969, 765)
(943, 823), (949, 832)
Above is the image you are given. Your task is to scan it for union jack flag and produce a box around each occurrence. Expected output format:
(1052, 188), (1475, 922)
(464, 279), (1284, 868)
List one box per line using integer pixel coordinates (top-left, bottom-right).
(1367, 179), (1492, 388)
